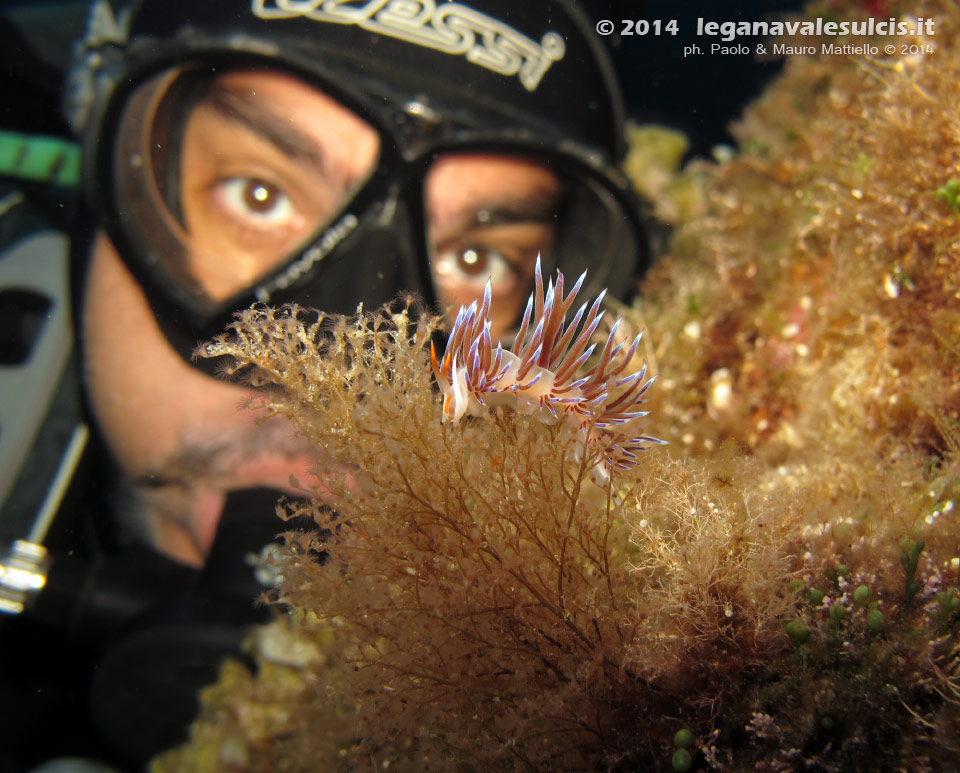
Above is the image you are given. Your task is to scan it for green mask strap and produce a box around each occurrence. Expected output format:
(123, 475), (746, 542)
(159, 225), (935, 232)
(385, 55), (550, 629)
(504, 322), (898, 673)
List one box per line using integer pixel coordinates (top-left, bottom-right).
(0, 130), (80, 188)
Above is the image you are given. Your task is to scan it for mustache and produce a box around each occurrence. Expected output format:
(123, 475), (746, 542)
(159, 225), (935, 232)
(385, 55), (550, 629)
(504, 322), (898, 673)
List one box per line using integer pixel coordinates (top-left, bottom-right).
(131, 416), (319, 489)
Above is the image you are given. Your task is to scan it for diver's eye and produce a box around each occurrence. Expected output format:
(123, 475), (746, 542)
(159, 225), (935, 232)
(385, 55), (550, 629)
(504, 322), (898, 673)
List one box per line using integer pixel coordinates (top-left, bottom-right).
(434, 246), (515, 289)
(216, 177), (298, 226)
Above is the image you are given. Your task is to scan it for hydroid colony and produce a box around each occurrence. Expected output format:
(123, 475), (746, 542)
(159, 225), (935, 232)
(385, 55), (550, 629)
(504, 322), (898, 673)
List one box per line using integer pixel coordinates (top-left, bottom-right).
(156, 0), (960, 769)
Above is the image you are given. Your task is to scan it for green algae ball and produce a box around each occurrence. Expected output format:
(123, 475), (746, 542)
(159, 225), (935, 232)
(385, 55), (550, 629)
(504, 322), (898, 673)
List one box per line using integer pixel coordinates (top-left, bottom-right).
(788, 579), (804, 594)
(853, 585), (871, 607)
(829, 603), (846, 623)
(672, 748), (693, 772)
(674, 729), (694, 749)
(820, 714), (836, 731)
(786, 620), (811, 645)
(808, 588), (825, 606)
(867, 609), (885, 632)
(938, 589), (960, 613)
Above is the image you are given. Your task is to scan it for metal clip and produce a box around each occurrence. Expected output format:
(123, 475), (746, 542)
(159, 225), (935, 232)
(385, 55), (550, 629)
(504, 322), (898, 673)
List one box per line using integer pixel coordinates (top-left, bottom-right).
(0, 540), (49, 614)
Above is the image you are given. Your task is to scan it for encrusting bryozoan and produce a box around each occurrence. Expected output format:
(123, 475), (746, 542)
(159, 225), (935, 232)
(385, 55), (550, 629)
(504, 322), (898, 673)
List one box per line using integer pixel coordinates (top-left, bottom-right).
(431, 257), (666, 483)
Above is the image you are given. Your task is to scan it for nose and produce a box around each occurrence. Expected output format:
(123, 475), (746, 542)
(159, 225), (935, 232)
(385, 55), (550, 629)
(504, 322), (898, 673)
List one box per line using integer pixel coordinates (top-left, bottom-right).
(286, 189), (435, 317)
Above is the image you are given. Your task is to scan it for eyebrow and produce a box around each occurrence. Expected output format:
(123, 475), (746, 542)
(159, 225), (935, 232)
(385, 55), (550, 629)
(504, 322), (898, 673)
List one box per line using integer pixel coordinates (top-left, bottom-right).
(434, 188), (562, 237)
(203, 84), (352, 193)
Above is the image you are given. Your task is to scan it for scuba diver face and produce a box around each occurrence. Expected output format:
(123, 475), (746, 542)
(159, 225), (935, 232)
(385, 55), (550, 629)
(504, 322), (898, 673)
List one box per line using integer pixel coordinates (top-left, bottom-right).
(75, 0), (649, 361)
(70, 0), (649, 565)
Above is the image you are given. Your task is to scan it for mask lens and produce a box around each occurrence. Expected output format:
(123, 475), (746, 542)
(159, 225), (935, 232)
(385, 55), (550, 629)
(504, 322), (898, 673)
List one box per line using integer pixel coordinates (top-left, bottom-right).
(424, 153), (561, 341)
(111, 67), (380, 307)
(423, 152), (644, 341)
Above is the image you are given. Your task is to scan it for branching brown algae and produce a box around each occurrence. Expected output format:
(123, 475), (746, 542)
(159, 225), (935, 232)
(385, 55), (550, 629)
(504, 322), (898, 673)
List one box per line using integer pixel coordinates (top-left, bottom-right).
(154, 1), (960, 770)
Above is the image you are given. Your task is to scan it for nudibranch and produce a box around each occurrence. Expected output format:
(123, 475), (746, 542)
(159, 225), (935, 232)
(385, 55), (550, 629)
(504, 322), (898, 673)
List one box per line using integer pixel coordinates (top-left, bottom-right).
(431, 258), (666, 482)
